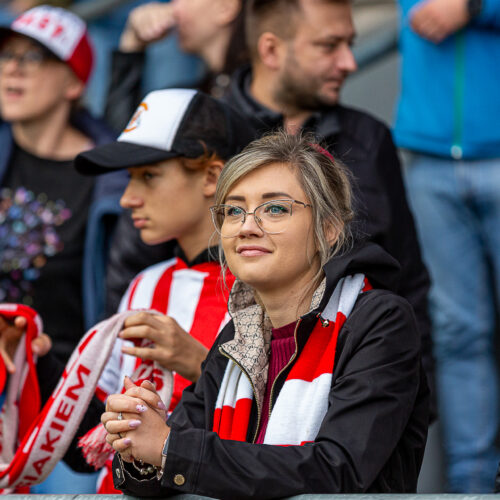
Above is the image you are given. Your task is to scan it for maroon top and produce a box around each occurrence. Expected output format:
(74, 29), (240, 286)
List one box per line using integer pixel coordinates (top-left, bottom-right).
(255, 321), (296, 444)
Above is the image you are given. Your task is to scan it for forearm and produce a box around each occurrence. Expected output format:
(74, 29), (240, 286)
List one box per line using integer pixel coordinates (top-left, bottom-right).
(104, 51), (146, 133)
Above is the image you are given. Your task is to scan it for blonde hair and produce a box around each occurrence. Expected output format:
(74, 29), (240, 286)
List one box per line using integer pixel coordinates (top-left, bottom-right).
(215, 130), (354, 287)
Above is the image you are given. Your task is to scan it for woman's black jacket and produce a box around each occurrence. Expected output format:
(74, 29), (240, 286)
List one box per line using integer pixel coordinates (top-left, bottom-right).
(113, 241), (430, 499)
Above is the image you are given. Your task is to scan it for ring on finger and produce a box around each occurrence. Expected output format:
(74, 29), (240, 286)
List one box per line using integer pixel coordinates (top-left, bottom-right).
(117, 412), (124, 421)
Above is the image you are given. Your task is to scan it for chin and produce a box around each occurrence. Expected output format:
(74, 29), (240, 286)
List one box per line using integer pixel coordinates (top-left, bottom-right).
(140, 231), (167, 246)
(0, 107), (26, 122)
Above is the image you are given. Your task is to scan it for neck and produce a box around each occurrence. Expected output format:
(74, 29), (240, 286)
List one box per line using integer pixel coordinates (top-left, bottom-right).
(177, 209), (219, 263)
(256, 266), (320, 329)
(199, 28), (232, 73)
(12, 103), (90, 160)
(250, 63), (312, 133)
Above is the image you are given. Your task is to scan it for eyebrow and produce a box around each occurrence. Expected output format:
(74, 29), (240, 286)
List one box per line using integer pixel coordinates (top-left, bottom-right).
(313, 34), (357, 45)
(225, 192), (293, 202)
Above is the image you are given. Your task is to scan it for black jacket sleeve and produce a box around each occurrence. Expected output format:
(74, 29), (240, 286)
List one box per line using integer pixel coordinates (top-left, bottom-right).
(114, 292), (428, 499)
(104, 50), (146, 133)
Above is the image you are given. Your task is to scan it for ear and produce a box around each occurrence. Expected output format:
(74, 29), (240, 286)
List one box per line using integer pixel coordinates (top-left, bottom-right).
(213, 0), (241, 26)
(202, 160), (224, 197)
(257, 32), (286, 71)
(325, 222), (341, 247)
(64, 71), (85, 101)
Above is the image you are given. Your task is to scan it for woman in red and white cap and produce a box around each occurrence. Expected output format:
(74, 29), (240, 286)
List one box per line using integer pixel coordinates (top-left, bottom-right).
(0, 5), (123, 364)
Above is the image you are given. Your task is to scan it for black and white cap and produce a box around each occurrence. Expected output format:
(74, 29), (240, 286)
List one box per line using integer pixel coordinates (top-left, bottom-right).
(75, 88), (256, 175)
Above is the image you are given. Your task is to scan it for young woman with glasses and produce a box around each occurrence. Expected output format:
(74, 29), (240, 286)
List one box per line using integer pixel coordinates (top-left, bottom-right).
(102, 131), (430, 498)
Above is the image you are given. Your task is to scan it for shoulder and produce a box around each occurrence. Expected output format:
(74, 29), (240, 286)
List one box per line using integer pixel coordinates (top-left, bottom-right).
(332, 105), (393, 158)
(120, 257), (179, 308)
(134, 257), (179, 282)
(344, 289), (420, 352)
(71, 108), (117, 146)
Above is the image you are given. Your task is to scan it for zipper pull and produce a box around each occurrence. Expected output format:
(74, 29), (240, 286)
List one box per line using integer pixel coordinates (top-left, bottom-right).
(316, 313), (330, 328)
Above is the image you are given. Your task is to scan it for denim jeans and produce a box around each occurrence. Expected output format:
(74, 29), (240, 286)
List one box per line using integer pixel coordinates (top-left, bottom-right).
(404, 153), (500, 492)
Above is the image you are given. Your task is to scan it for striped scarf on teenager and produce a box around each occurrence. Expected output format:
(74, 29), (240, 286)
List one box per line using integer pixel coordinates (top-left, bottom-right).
(213, 274), (371, 445)
(0, 306), (172, 492)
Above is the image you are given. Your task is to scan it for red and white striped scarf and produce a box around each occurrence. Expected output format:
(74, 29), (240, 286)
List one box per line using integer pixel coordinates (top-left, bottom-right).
(213, 274), (371, 444)
(0, 306), (171, 492)
(84, 257), (233, 493)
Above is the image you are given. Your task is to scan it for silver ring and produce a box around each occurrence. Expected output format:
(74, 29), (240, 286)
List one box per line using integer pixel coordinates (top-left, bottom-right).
(117, 412), (123, 421)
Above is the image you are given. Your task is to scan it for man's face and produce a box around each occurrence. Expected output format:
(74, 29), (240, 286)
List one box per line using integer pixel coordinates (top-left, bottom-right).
(0, 35), (81, 123)
(274, 0), (357, 110)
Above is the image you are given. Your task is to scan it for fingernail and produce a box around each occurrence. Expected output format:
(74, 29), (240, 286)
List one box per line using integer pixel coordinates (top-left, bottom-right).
(123, 438), (132, 445)
(136, 404), (148, 412)
(129, 419), (142, 428)
(157, 401), (167, 411)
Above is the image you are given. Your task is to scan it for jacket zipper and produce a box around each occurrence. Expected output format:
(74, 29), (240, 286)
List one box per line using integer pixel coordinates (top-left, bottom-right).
(219, 347), (262, 443)
(268, 318), (302, 418)
(452, 31), (466, 159)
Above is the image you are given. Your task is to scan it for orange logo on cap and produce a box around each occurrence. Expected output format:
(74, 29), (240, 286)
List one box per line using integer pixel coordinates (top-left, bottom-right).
(124, 102), (148, 133)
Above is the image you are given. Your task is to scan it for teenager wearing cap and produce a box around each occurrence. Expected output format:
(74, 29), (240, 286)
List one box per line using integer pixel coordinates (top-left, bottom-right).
(0, 5), (126, 365)
(0, 88), (255, 493)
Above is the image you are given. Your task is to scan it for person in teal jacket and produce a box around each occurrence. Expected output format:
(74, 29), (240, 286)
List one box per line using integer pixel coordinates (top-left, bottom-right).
(394, 0), (500, 492)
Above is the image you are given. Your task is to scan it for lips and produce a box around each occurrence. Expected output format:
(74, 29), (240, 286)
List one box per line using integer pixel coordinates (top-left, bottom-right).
(236, 245), (272, 257)
(2, 86), (24, 100)
(132, 216), (148, 229)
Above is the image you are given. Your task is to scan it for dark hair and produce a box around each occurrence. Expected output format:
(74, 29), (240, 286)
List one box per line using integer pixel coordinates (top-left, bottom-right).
(245, 0), (350, 59)
(223, 0), (250, 74)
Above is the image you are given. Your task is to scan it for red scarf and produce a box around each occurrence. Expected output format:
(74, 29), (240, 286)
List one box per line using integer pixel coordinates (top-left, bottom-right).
(213, 275), (372, 445)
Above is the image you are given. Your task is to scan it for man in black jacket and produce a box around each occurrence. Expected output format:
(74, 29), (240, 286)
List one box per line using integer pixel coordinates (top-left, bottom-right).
(223, 0), (435, 408)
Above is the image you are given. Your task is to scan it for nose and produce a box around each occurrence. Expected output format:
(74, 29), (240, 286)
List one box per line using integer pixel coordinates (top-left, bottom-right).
(237, 212), (264, 238)
(1, 56), (22, 75)
(338, 43), (357, 74)
(120, 182), (143, 209)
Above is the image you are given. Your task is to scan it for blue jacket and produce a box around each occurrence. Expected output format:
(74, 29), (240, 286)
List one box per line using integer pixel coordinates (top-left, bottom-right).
(394, 0), (500, 159)
(0, 109), (128, 329)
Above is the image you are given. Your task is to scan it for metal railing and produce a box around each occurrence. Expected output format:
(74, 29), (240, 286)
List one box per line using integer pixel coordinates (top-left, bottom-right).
(4, 494), (500, 499)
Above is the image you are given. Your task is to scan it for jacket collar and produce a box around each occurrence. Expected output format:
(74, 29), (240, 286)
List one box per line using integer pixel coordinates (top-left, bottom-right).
(226, 65), (342, 137)
(174, 245), (220, 267)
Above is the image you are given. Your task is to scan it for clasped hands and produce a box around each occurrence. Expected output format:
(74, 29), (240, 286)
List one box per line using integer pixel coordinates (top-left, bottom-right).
(101, 376), (170, 467)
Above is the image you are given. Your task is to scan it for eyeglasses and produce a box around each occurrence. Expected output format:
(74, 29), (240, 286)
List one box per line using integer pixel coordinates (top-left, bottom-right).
(210, 199), (312, 238)
(0, 49), (56, 73)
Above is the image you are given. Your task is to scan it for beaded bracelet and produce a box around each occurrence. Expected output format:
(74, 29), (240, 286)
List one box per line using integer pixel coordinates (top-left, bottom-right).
(132, 459), (157, 476)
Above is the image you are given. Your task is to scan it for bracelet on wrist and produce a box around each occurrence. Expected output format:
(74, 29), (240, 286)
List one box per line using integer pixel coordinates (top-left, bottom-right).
(132, 459), (157, 477)
(156, 433), (171, 480)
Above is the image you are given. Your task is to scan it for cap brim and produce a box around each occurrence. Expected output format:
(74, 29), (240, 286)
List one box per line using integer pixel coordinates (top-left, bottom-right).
(74, 141), (179, 175)
(0, 26), (57, 56)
